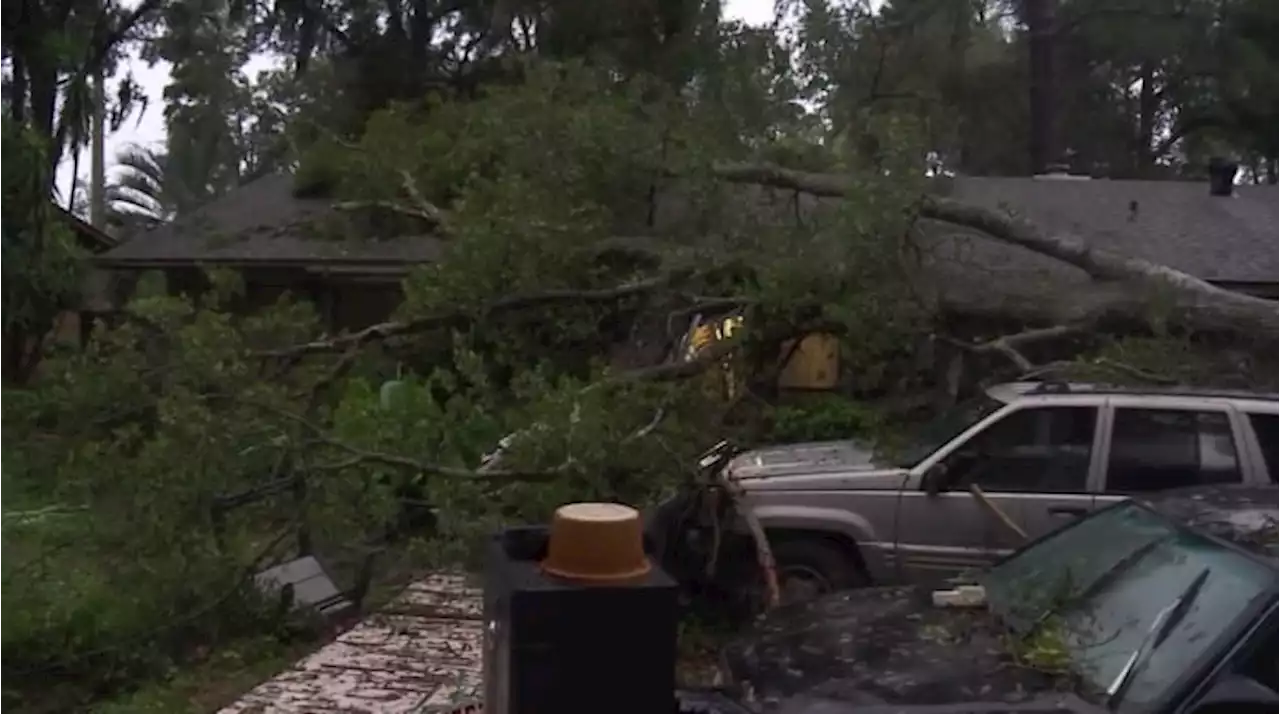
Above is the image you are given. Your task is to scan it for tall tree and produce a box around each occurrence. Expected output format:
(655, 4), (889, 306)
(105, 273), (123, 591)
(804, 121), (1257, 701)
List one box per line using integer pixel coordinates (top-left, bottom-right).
(103, 144), (191, 231)
(1, 118), (84, 382)
(1021, 0), (1058, 173)
(2, 0), (163, 184)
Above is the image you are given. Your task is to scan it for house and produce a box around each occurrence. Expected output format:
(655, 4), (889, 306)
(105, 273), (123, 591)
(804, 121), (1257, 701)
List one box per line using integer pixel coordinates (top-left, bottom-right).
(94, 169), (1278, 340)
(93, 173), (445, 331)
(59, 205), (118, 254)
(651, 168), (1278, 391)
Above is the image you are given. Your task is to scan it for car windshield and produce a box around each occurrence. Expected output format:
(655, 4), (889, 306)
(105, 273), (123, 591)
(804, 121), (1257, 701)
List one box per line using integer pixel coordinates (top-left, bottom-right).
(981, 502), (1277, 711)
(889, 395), (1003, 466)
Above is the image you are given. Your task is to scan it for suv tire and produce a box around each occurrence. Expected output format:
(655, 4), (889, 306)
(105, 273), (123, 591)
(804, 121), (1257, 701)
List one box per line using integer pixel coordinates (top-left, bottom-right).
(769, 536), (868, 605)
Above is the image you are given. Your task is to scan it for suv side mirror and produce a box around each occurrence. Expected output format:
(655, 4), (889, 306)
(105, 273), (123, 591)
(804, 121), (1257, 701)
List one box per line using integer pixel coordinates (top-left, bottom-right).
(923, 463), (948, 496)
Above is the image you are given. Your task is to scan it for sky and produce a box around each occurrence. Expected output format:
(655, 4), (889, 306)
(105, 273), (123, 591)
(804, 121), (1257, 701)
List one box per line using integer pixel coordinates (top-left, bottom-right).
(55, 0), (778, 203)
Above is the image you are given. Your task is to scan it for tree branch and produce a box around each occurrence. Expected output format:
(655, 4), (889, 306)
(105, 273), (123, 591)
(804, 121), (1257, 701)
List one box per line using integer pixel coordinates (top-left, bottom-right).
(1017, 357), (1179, 385)
(331, 199), (442, 225)
(595, 333), (745, 387)
(709, 161), (1279, 339)
(258, 276), (682, 358)
(942, 324), (1083, 372)
(329, 171), (449, 230)
(248, 400), (572, 482)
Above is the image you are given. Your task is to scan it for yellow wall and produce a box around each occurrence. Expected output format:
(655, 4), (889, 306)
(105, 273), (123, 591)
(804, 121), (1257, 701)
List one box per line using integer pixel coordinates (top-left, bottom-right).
(778, 333), (840, 390)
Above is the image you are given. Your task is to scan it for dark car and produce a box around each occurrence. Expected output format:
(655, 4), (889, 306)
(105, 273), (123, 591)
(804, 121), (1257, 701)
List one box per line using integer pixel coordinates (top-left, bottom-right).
(719, 485), (1279, 714)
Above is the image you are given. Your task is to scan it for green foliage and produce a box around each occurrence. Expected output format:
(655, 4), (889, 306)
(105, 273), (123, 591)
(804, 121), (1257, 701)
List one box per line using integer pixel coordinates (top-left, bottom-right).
(2, 64), (947, 710)
(1, 117), (85, 381)
(1071, 336), (1279, 390)
(766, 395), (883, 443)
(1004, 617), (1075, 676)
(89, 635), (308, 714)
(2, 292), (329, 709)
(2, 0), (1274, 709)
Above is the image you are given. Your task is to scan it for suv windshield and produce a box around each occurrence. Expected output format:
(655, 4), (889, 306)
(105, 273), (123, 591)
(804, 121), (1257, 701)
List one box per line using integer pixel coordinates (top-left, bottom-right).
(980, 502), (1277, 710)
(890, 395), (1003, 466)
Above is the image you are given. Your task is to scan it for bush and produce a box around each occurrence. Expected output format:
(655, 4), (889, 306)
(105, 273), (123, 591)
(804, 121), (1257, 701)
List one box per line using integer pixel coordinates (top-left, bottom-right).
(764, 395), (882, 444)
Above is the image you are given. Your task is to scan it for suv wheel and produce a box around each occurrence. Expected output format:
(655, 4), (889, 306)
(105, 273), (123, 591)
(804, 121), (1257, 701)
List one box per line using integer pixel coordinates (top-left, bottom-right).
(768, 537), (868, 606)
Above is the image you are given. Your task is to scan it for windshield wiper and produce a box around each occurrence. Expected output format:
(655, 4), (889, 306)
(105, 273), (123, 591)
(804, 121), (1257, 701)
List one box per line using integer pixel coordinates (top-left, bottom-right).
(1105, 567), (1211, 705)
(1029, 536), (1167, 633)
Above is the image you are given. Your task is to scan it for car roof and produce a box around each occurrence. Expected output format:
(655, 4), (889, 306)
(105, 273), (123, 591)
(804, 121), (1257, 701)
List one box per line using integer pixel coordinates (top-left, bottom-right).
(1140, 485), (1279, 559)
(986, 381), (1279, 406)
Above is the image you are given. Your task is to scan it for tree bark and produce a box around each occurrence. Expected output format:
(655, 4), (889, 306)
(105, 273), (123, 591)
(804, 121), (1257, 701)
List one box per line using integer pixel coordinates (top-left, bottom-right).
(11, 50), (28, 125)
(1136, 61), (1157, 174)
(1024, 0), (1059, 174)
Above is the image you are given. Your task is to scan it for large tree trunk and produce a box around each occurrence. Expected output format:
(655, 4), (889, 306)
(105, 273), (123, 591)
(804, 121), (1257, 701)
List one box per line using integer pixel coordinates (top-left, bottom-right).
(1024, 0), (1059, 173)
(1136, 61), (1158, 175)
(707, 161), (1279, 341)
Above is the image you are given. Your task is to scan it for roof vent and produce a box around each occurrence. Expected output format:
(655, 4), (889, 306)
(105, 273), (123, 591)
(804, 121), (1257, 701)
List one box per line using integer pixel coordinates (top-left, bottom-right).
(1208, 156), (1238, 196)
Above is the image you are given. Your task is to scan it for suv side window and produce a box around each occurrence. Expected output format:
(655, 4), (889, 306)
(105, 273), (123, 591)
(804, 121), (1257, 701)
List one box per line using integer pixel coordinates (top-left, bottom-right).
(939, 406), (1097, 493)
(1246, 413), (1278, 484)
(1105, 409), (1241, 493)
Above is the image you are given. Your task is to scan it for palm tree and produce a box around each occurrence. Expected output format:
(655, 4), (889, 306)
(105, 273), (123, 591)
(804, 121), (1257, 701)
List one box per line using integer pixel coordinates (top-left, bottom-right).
(104, 144), (191, 233)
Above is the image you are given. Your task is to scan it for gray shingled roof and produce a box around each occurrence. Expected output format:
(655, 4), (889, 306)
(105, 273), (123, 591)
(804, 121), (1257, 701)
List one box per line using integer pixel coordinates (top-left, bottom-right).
(945, 176), (1278, 283)
(97, 172), (1276, 294)
(911, 177), (1278, 317)
(95, 173), (444, 268)
(56, 205), (119, 253)
(651, 174), (1276, 320)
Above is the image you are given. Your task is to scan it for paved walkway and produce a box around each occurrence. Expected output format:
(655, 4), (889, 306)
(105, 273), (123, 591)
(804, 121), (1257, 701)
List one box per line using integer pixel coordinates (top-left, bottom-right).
(218, 574), (485, 714)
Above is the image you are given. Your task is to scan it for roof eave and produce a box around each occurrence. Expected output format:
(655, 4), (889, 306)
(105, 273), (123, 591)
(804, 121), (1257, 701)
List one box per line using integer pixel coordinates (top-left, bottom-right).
(55, 206), (120, 253)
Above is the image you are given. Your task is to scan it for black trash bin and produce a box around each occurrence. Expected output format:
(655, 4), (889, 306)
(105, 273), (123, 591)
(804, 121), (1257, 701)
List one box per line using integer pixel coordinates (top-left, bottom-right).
(483, 504), (679, 714)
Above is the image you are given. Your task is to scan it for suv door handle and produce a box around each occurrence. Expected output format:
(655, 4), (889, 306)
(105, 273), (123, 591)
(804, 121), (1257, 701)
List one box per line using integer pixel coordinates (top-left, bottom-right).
(1048, 505), (1088, 518)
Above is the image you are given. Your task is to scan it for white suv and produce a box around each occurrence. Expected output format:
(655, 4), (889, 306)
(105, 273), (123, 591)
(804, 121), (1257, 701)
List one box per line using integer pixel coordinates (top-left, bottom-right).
(711, 382), (1278, 600)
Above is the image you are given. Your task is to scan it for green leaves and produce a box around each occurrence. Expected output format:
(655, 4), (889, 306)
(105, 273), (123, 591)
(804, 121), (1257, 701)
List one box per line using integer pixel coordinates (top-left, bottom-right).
(2, 118), (86, 381)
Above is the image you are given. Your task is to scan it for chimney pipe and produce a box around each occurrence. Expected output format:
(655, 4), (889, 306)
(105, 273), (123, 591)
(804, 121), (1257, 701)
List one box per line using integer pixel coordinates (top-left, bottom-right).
(1208, 157), (1238, 196)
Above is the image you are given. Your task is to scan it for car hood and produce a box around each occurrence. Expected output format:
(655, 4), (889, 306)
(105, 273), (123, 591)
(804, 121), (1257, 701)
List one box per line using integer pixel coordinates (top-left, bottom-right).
(721, 585), (1092, 713)
(726, 440), (899, 481)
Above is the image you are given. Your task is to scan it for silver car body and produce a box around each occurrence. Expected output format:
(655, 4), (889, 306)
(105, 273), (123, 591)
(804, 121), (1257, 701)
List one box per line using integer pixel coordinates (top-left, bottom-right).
(728, 383), (1279, 584)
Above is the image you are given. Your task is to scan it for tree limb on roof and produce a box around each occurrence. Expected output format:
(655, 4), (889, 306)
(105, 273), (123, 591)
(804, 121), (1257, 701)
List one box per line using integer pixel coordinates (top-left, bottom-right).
(709, 161), (1279, 340)
(941, 324), (1084, 372)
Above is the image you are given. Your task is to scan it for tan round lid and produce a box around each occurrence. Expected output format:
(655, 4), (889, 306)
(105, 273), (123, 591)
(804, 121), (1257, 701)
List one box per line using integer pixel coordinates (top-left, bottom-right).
(540, 502), (651, 583)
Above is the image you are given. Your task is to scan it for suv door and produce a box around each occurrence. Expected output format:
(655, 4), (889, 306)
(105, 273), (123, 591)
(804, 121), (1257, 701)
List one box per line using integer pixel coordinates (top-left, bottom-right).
(1096, 403), (1248, 504)
(895, 404), (1102, 582)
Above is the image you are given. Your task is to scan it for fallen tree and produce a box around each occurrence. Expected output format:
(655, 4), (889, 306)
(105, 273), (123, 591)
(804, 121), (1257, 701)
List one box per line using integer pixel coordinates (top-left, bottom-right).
(709, 161), (1279, 344)
(289, 151), (1276, 380)
(7, 60), (1275, 710)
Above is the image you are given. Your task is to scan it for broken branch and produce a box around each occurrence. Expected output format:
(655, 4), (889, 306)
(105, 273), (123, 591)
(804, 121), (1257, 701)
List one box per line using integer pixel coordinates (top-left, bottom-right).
(331, 199), (442, 226)
(397, 169), (448, 228)
(715, 469), (781, 611)
(943, 324), (1082, 372)
(969, 484), (1028, 542)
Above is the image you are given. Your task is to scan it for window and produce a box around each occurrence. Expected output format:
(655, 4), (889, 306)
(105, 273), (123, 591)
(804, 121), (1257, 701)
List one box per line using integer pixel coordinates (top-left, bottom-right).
(1106, 409), (1241, 493)
(1247, 414), (1278, 484)
(937, 406), (1097, 493)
